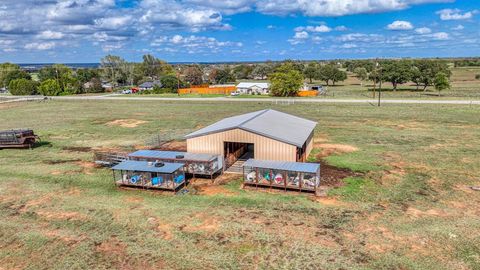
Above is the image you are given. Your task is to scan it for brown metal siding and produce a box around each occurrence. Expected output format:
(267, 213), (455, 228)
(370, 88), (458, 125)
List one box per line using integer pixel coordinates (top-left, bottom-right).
(187, 128), (298, 162)
(305, 131), (314, 159)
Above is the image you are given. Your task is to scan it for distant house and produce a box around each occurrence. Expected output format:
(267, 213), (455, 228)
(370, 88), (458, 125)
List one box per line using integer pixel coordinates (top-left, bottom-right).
(236, 82), (270, 95)
(139, 80), (162, 91)
(101, 82), (113, 91)
(83, 81), (93, 90)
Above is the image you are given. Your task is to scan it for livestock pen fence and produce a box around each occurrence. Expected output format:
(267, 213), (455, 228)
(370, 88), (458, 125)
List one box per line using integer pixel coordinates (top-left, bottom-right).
(178, 86), (236, 95)
(243, 159), (321, 195)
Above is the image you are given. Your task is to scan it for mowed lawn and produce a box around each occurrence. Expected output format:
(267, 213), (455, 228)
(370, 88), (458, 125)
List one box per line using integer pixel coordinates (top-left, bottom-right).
(0, 100), (479, 270)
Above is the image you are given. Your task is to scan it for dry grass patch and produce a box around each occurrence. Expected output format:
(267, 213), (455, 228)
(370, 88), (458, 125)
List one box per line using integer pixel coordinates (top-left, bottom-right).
(106, 119), (148, 128)
(314, 143), (358, 158)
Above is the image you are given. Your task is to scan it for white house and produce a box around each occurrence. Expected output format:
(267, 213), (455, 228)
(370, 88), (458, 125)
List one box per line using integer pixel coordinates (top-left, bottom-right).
(236, 82), (270, 95)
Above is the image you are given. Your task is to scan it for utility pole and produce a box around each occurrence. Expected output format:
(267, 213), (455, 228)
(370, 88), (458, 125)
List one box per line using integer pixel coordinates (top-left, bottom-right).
(377, 61), (382, 107)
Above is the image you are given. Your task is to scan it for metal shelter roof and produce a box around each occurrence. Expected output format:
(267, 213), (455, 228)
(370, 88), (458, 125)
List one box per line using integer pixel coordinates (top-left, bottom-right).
(236, 82), (270, 88)
(128, 150), (218, 162)
(112, 160), (184, 174)
(184, 109), (317, 147)
(243, 159), (320, 174)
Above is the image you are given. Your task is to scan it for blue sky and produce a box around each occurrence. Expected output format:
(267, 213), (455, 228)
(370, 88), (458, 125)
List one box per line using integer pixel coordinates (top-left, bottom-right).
(0, 0), (478, 63)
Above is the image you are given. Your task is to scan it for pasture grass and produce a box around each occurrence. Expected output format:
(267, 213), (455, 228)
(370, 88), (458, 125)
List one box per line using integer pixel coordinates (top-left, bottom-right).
(0, 100), (479, 269)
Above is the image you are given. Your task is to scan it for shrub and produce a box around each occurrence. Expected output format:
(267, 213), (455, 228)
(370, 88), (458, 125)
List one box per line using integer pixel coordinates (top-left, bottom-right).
(8, 78), (39, 95)
(475, 74), (480, 80)
(85, 78), (104, 93)
(38, 79), (62, 96)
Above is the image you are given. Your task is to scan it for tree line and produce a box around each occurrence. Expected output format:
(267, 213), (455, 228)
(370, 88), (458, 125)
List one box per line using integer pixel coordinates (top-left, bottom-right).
(1, 57), (454, 96)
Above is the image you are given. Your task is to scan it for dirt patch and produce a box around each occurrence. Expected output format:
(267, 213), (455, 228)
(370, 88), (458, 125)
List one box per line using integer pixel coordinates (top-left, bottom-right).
(314, 143), (358, 158)
(62, 146), (92, 152)
(96, 237), (127, 257)
(43, 159), (81, 165)
(43, 229), (87, 245)
(153, 140), (187, 152)
(106, 119), (148, 128)
(181, 213), (220, 233)
(190, 175), (239, 196)
(125, 196), (144, 203)
(157, 224), (174, 240)
(311, 196), (350, 207)
(405, 207), (449, 218)
(319, 161), (359, 186)
(75, 160), (97, 175)
(196, 185), (236, 196)
(36, 210), (86, 221)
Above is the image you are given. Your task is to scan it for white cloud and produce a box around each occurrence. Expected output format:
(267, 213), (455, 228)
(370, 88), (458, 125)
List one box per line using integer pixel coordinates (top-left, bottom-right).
(298, 25), (332, 33)
(256, 0), (454, 17)
(94, 16), (132, 30)
(151, 34), (242, 53)
(335, 25), (348, 31)
(24, 42), (56, 50)
(36, 30), (65, 40)
(341, 43), (357, 49)
(452, 24), (464, 30)
(437, 9), (477, 20)
(430, 32), (450, 40)
(294, 31), (309, 39)
(415, 27), (431, 34)
(387, 20), (413, 30)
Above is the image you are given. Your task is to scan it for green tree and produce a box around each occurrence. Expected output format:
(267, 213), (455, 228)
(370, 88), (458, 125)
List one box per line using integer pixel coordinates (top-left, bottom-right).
(0, 63), (30, 88)
(434, 72), (450, 96)
(383, 60), (412, 90)
(317, 65), (347, 86)
(84, 78), (104, 93)
(331, 68), (347, 85)
(251, 64), (272, 80)
(233, 64), (253, 80)
(413, 60), (450, 91)
(100, 55), (126, 87)
(38, 64), (80, 93)
(303, 62), (318, 83)
(210, 67), (235, 84)
(161, 75), (183, 91)
(183, 65), (203, 85)
(141, 54), (174, 79)
(8, 79), (38, 95)
(354, 67), (368, 86)
(76, 68), (99, 84)
(269, 63), (304, 97)
(38, 79), (62, 96)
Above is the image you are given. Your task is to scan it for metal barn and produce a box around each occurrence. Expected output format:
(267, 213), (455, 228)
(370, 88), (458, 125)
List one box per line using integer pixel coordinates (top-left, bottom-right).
(185, 109), (316, 168)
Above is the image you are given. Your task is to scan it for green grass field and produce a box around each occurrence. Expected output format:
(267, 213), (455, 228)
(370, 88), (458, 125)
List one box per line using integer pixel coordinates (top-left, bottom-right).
(121, 66), (480, 100)
(319, 66), (480, 99)
(1, 100), (479, 269)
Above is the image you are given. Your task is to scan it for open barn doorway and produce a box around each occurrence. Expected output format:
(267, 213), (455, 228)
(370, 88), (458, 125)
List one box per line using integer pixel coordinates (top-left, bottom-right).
(224, 142), (254, 170)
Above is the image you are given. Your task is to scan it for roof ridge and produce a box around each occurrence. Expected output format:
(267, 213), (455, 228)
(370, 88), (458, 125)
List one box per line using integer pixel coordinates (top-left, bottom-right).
(238, 109), (270, 128)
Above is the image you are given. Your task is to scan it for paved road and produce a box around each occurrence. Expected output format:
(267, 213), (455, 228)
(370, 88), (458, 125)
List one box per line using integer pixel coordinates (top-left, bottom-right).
(2, 95), (480, 105)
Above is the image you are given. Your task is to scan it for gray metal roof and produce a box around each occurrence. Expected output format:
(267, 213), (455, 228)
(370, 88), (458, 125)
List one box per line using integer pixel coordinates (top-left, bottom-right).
(128, 150), (217, 162)
(112, 160), (184, 173)
(185, 109), (317, 147)
(243, 159), (320, 173)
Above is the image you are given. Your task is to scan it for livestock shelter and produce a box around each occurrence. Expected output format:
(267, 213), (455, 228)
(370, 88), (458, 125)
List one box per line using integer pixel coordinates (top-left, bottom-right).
(242, 159), (320, 195)
(128, 150), (223, 178)
(112, 160), (186, 191)
(185, 109), (317, 168)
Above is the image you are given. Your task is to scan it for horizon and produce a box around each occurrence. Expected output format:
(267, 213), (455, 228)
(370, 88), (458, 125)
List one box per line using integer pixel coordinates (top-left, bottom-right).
(0, 0), (479, 62)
